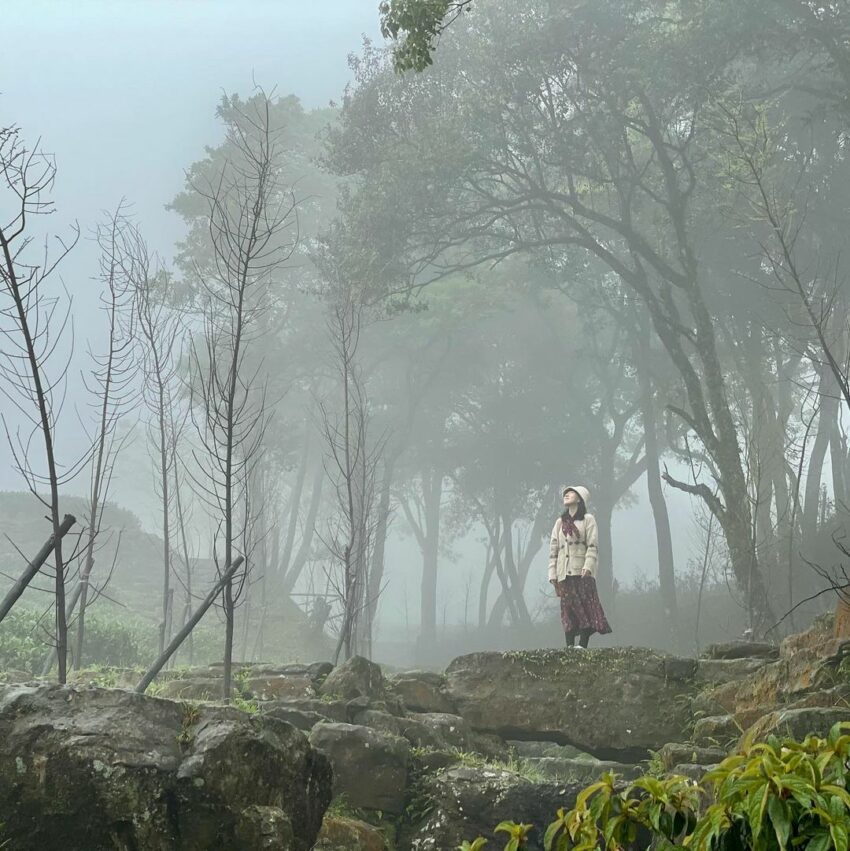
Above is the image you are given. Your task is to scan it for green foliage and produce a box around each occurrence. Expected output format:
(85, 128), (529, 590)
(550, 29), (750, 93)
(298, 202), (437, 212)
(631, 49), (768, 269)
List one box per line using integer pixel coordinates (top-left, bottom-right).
(177, 701), (201, 750)
(458, 839), (488, 851)
(0, 607), (156, 674)
(450, 749), (545, 783)
(231, 695), (259, 715)
(379, 0), (473, 72)
(458, 724), (850, 851)
(494, 821), (533, 851)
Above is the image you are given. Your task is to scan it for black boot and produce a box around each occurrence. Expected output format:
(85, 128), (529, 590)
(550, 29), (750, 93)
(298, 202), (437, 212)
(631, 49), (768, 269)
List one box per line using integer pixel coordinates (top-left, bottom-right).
(578, 629), (592, 648)
(565, 631), (577, 648)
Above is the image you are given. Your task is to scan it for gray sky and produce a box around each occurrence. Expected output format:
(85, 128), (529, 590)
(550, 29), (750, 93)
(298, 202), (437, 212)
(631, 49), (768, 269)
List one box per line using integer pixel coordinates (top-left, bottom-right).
(0, 0), (379, 488)
(0, 1), (700, 627)
(1, 0), (378, 257)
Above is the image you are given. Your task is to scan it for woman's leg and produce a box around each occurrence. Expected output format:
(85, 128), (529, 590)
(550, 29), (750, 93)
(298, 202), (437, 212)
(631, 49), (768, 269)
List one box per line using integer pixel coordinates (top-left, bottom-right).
(565, 631), (577, 647)
(578, 629), (592, 648)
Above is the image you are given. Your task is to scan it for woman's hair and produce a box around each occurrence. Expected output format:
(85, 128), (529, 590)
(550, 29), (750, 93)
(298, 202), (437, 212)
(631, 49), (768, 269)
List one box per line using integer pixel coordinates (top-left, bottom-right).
(561, 490), (587, 522)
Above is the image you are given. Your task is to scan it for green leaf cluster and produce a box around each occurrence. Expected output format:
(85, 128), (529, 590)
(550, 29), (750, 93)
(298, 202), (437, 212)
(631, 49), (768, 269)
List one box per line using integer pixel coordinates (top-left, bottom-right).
(379, 0), (464, 71)
(457, 723), (850, 851)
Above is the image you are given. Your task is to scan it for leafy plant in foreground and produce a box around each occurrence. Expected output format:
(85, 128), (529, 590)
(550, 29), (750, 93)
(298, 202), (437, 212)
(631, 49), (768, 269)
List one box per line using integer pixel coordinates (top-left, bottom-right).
(458, 723), (850, 851)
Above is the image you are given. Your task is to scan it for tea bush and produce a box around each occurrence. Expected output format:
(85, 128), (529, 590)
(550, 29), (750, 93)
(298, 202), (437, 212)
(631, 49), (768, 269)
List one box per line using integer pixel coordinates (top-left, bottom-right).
(0, 606), (157, 673)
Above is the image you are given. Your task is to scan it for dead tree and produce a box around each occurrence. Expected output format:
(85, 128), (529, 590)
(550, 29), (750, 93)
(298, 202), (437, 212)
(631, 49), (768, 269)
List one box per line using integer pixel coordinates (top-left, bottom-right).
(0, 127), (87, 682)
(170, 422), (196, 665)
(135, 555), (244, 693)
(73, 205), (138, 667)
(128, 224), (184, 656)
(188, 91), (298, 700)
(0, 514), (76, 623)
(319, 287), (385, 662)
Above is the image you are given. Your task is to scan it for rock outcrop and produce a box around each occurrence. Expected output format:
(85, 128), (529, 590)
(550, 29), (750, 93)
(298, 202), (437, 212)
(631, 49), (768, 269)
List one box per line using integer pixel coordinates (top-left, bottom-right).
(695, 616), (850, 733)
(4, 615), (846, 851)
(308, 722), (411, 814)
(444, 647), (699, 760)
(319, 656), (386, 701)
(314, 815), (390, 850)
(0, 683), (331, 851)
(386, 671), (457, 714)
(399, 764), (582, 851)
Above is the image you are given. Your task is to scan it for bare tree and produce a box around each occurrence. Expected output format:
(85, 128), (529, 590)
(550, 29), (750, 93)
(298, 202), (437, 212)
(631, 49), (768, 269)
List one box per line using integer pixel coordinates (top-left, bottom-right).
(135, 555), (245, 694)
(72, 205), (138, 666)
(319, 286), (385, 662)
(128, 224), (184, 657)
(0, 127), (86, 682)
(170, 420), (197, 665)
(188, 90), (298, 699)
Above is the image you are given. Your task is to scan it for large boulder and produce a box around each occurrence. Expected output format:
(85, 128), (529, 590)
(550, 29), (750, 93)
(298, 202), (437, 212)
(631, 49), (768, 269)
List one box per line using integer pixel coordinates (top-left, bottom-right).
(704, 641), (779, 661)
(695, 658), (772, 685)
(691, 714), (741, 748)
(263, 697), (349, 724)
(742, 706), (850, 744)
(0, 683), (332, 851)
(313, 815), (389, 850)
(444, 648), (698, 761)
(319, 657), (386, 701)
(386, 671), (457, 714)
(308, 722), (410, 814)
(529, 757), (643, 785)
(693, 619), (850, 728)
(157, 677), (227, 701)
(399, 764), (582, 851)
(243, 675), (315, 701)
(403, 712), (474, 751)
(657, 742), (727, 772)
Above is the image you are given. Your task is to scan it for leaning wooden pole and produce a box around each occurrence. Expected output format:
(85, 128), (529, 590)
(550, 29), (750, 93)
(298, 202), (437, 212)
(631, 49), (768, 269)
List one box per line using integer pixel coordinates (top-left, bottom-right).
(135, 556), (244, 694)
(0, 514), (76, 624)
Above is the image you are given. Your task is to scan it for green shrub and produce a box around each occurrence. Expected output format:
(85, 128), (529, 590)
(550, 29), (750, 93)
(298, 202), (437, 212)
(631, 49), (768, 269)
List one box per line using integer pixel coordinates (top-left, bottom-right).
(0, 607), (157, 674)
(460, 722), (850, 851)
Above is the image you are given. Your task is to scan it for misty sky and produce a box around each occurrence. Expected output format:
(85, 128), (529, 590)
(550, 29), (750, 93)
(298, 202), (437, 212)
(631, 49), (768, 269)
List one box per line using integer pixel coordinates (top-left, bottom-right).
(1, 0), (378, 256)
(0, 0), (700, 628)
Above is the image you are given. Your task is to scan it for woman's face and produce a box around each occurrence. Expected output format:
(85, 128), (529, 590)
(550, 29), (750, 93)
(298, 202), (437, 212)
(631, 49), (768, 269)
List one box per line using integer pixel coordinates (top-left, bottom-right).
(563, 489), (578, 507)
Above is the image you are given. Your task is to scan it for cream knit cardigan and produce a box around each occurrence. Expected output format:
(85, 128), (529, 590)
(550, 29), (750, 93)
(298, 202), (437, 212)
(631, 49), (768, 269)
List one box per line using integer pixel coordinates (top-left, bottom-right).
(547, 514), (599, 581)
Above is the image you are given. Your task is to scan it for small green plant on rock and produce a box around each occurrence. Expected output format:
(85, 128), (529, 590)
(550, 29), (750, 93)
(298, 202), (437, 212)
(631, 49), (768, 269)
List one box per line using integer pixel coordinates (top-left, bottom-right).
(177, 701), (201, 751)
(495, 821), (533, 850)
(231, 694), (259, 714)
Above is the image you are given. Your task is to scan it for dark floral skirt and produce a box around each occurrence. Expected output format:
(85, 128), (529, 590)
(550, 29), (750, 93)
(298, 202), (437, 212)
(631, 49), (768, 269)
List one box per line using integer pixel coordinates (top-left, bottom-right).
(557, 575), (612, 635)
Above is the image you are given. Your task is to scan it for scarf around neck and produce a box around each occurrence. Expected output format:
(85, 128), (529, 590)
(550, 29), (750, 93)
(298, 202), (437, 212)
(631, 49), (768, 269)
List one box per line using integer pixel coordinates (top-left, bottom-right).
(561, 512), (581, 539)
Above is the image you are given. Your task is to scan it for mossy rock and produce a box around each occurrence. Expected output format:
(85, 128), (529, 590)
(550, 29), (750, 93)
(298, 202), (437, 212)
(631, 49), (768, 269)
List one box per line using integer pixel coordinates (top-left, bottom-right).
(313, 815), (389, 850)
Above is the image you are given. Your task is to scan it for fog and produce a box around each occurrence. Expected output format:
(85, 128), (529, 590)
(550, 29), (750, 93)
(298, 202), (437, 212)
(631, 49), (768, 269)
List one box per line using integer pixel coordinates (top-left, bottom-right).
(1, 0), (845, 679)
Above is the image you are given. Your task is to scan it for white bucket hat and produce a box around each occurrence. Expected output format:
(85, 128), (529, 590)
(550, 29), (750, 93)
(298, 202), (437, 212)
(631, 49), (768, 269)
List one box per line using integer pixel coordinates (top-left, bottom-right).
(562, 485), (590, 506)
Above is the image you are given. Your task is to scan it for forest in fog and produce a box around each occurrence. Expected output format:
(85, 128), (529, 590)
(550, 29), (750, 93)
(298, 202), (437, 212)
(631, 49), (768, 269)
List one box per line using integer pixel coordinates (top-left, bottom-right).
(2, 0), (850, 692)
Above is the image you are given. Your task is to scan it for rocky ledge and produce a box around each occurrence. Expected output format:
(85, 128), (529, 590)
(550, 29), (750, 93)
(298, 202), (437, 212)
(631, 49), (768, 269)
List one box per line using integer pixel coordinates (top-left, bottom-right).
(1, 615), (848, 850)
(0, 683), (332, 850)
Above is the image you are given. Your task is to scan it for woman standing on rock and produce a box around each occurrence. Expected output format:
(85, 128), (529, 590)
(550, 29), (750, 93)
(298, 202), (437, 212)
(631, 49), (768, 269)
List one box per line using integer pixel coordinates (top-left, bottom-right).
(548, 486), (612, 648)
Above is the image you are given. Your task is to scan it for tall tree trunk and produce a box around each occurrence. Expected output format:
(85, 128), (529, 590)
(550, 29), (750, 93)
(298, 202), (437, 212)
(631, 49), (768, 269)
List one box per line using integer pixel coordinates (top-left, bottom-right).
(830, 428), (847, 510)
(478, 541), (495, 628)
(279, 431), (311, 578)
(484, 515), (520, 627)
(594, 492), (615, 603)
(804, 368), (836, 543)
(419, 467), (443, 645)
(281, 463), (324, 595)
(487, 487), (555, 627)
(499, 509), (532, 625)
(635, 319), (678, 635)
(365, 453), (396, 658)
